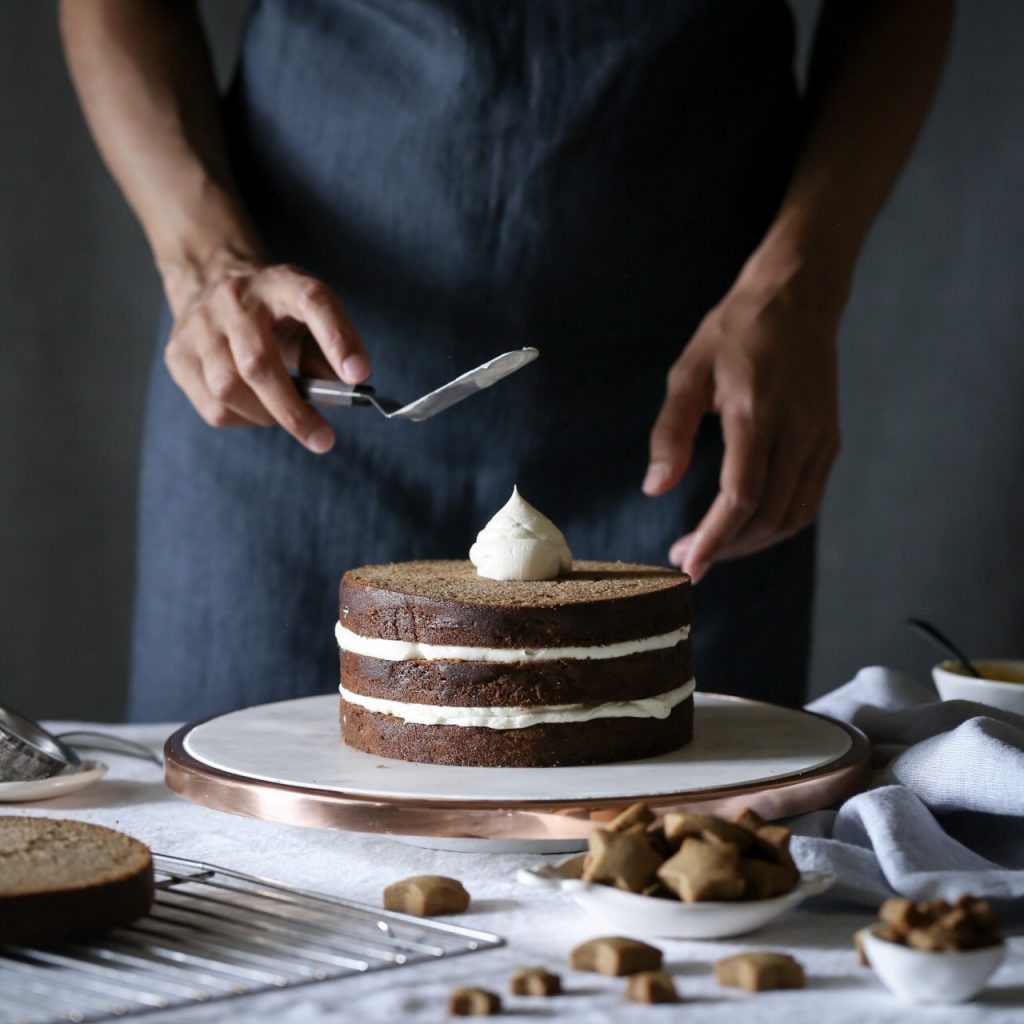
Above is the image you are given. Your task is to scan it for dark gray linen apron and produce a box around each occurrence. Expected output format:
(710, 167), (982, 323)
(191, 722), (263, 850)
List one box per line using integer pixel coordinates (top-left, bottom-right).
(129, 0), (814, 721)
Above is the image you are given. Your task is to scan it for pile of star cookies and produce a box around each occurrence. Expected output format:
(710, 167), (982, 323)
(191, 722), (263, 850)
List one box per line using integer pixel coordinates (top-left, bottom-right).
(571, 802), (800, 902)
(857, 894), (1002, 958)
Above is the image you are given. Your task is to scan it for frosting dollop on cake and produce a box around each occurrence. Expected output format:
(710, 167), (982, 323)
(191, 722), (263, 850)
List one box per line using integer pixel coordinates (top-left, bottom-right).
(469, 486), (573, 581)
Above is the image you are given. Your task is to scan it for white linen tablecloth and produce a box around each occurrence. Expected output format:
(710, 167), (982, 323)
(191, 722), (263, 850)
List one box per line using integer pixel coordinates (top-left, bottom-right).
(4, 707), (1020, 1024)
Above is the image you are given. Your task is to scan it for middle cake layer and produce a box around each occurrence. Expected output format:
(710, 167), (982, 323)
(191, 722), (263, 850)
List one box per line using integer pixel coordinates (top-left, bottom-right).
(341, 645), (693, 707)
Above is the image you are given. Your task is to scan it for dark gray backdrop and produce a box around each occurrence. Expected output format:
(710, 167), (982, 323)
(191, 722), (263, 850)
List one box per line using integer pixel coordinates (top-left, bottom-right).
(2, 2), (1021, 722)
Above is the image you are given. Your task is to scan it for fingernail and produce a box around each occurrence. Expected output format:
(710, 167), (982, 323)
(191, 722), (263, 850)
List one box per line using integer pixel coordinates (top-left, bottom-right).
(342, 354), (370, 383)
(686, 560), (707, 583)
(669, 541), (690, 567)
(307, 425), (335, 454)
(642, 462), (671, 496)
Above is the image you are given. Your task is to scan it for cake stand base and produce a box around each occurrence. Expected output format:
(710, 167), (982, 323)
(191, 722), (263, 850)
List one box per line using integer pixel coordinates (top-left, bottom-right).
(165, 693), (869, 852)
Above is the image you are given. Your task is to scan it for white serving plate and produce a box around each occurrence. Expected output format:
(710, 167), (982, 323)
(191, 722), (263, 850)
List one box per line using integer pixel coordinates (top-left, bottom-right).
(518, 863), (835, 938)
(166, 693), (869, 847)
(0, 759), (107, 803)
(180, 693), (852, 803)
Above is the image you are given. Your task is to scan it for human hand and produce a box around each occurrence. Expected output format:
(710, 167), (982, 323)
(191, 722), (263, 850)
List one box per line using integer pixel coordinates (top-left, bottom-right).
(643, 278), (841, 582)
(163, 255), (369, 453)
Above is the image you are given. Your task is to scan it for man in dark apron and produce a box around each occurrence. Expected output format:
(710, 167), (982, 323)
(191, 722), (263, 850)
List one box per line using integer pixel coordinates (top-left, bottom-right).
(60, 1), (951, 721)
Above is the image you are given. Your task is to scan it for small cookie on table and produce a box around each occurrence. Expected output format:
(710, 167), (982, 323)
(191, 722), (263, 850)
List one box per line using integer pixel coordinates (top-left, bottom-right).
(714, 952), (806, 992)
(508, 967), (561, 996)
(570, 936), (663, 976)
(625, 971), (681, 1004)
(382, 875), (469, 917)
(448, 987), (502, 1016)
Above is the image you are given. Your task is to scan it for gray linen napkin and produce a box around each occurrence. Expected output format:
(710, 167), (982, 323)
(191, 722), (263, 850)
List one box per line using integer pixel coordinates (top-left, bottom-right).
(789, 666), (1024, 906)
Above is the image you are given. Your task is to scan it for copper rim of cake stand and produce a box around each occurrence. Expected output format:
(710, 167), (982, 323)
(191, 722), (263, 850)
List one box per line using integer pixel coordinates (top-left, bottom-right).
(164, 695), (871, 842)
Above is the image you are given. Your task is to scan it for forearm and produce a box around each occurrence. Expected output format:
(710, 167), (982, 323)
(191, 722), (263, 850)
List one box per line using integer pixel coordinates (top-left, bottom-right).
(58, 0), (262, 311)
(649, 2), (953, 572)
(742, 0), (954, 313)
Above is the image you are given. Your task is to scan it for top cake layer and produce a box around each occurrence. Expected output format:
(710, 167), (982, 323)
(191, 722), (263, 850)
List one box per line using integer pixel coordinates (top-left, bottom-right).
(340, 559), (690, 648)
(0, 817), (152, 897)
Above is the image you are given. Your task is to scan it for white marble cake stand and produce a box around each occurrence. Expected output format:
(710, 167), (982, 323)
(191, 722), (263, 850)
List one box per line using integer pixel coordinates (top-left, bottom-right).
(165, 693), (870, 853)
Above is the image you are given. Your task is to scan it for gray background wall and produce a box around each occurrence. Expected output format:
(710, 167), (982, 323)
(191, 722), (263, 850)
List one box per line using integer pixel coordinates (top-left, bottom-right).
(1, 2), (1021, 722)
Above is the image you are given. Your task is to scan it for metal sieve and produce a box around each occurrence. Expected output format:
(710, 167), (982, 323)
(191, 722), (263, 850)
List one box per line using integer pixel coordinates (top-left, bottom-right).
(0, 706), (81, 782)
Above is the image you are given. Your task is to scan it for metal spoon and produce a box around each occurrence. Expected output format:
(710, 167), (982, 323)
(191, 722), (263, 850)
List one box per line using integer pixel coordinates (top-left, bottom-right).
(54, 730), (163, 768)
(906, 617), (983, 678)
(295, 347), (539, 422)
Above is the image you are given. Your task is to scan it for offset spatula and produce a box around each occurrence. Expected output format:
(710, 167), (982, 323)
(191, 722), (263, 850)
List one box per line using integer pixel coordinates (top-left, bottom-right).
(295, 347), (539, 422)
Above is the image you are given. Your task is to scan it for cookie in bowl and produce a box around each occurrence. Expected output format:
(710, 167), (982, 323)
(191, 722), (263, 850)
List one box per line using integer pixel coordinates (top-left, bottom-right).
(517, 803), (834, 938)
(856, 895), (1005, 1004)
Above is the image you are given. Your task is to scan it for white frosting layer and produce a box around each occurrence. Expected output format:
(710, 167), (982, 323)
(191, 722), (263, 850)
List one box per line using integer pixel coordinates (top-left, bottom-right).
(469, 486), (573, 581)
(340, 679), (695, 729)
(336, 621), (690, 663)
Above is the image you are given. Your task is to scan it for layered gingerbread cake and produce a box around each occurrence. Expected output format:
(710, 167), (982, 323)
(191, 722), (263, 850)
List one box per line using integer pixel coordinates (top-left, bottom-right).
(336, 488), (694, 767)
(336, 557), (694, 767)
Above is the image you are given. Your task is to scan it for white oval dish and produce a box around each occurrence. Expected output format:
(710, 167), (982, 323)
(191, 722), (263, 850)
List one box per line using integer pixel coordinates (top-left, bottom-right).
(857, 927), (1005, 1004)
(517, 863), (834, 939)
(0, 759), (107, 803)
(932, 659), (1024, 716)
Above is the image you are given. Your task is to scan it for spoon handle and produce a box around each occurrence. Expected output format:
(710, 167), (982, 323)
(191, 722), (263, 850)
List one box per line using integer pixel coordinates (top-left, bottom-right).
(54, 730), (163, 767)
(906, 617), (983, 678)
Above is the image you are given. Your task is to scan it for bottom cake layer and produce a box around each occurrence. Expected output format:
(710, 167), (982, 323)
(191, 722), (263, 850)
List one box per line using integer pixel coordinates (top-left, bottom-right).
(340, 697), (694, 767)
(1, 872), (154, 946)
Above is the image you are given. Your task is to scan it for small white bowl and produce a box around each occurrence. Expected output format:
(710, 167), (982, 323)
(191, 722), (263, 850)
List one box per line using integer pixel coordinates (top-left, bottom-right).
(517, 863), (834, 939)
(932, 659), (1024, 716)
(857, 927), (1005, 1004)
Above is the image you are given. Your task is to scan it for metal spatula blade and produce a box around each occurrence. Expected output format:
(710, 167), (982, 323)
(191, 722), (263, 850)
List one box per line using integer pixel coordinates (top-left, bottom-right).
(295, 347), (539, 422)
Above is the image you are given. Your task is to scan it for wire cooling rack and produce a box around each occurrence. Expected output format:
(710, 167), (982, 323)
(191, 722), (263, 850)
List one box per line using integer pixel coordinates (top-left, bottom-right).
(0, 853), (503, 1024)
